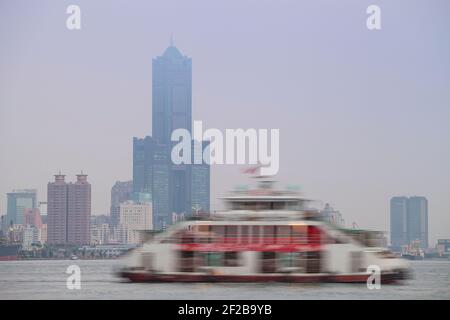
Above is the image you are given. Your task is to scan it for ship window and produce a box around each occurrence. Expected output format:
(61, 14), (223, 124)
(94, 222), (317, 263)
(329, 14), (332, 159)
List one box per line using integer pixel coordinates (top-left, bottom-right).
(279, 252), (302, 269)
(263, 226), (275, 244)
(351, 251), (363, 273)
(276, 226), (291, 244)
(272, 202), (285, 210)
(211, 225), (225, 238)
(206, 252), (223, 267)
(195, 225), (210, 233)
(240, 225), (250, 244)
(251, 226), (261, 244)
(224, 251), (241, 266)
(225, 225), (238, 243)
(292, 225), (307, 244)
(287, 201), (300, 211)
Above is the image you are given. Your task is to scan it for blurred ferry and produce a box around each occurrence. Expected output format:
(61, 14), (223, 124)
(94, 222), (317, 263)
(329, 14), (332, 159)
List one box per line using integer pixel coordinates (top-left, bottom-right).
(120, 179), (410, 283)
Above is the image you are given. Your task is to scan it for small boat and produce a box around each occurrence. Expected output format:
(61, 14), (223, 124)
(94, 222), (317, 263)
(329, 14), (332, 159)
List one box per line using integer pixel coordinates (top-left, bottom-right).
(70, 254), (79, 260)
(401, 253), (423, 261)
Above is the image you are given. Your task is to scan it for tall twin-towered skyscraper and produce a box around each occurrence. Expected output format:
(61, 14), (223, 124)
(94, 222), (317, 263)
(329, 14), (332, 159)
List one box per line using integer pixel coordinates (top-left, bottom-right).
(133, 44), (210, 229)
(390, 196), (428, 250)
(47, 173), (91, 245)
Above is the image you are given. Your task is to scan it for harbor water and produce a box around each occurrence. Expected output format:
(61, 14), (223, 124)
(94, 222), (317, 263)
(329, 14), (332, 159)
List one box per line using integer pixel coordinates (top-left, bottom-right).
(0, 259), (449, 299)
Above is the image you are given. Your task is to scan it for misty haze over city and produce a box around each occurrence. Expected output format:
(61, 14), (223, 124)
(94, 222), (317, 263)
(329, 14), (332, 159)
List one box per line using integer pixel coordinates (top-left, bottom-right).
(1, 0), (449, 245)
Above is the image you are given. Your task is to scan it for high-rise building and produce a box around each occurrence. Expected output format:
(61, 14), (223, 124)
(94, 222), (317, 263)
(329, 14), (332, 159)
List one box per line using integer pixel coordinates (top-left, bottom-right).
(24, 208), (43, 228)
(133, 136), (155, 195)
(407, 196), (428, 249)
(119, 201), (152, 244)
(67, 173), (91, 245)
(191, 141), (210, 214)
(390, 196), (428, 250)
(47, 173), (91, 245)
(6, 189), (37, 226)
(390, 197), (408, 250)
(133, 44), (210, 229)
(47, 174), (68, 245)
(152, 44), (192, 144)
(110, 180), (133, 227)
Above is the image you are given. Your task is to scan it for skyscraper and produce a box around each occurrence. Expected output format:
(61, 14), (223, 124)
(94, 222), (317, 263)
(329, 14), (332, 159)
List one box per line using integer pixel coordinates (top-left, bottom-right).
(153, 44), (193, 225)
(390, 196), (428, 250)
(133, 136), (155, 195)
(47, 174), (68, 245)
(133, 44), (209, 229)
(152, 44), (192, 144)
(390, 197), (408, 250)
(47, 173), (91, 245)
(6, 189), (37, 226)
(110, 180), (133, 227)
(191, 141), (210, 214)
(407, 196), (428, 249)
(67, 173), (91, 245)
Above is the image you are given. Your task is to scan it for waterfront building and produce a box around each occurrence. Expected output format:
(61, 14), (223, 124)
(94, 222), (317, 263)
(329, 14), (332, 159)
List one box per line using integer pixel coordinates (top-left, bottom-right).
(24, 208), (43, 228)
(110, 181), (133, 227)
(6, 189), (37, 226)
(90, 223), (110, 245)
(390, 196), (408, 250)
(22, 226), (40, 250)
(390, 196), (428, 250)
(47, 173), (91, 245)
(119, 201), (152, 244)
(436, 239), (450, 256)
(47, 174), (68, 245)
(407, 196), (428, 249)
(67, 173), (91, 245)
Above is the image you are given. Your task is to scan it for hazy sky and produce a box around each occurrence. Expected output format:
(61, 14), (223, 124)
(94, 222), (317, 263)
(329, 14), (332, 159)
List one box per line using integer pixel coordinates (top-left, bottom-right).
(1, 0), (449, 244)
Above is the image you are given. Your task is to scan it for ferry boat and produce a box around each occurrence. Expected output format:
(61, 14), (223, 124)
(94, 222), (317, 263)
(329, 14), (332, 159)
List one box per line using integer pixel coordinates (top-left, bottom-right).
(119, 180), (410, 283)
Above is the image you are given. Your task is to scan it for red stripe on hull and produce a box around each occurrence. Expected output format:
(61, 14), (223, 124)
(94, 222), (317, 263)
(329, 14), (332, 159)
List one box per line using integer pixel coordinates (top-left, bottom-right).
(0, 255), (18, 261)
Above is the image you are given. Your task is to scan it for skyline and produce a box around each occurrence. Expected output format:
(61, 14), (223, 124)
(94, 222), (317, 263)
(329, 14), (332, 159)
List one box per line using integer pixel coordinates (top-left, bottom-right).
(1, 0), (450, 244)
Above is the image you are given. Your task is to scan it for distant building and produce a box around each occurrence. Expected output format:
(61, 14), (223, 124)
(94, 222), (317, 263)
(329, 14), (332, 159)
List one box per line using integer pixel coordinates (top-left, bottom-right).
(24, 208), (43, 228)
(191, 141), (210, 214)
(22, 226), (40, 250)
(40, 224), (47, 243)
(47, 174), (68, 245)
(390, 197), (408, 250)
(90, 223), (110, 245)
(133, 136), (170, 229)
(6, 189), (37, 226)
(132, 45), (210, 229)
(407, 196), (428, 249)
(110, 181), (133, 227)
(119, 201), (152, 244)
(152, 44), (192, 145)
(67, 173), (91, 245)
(320, 203), (344, 226)
(47, 173), (91, 246)
(436, 239), (450, 256)
(390, 196), (428, 250)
